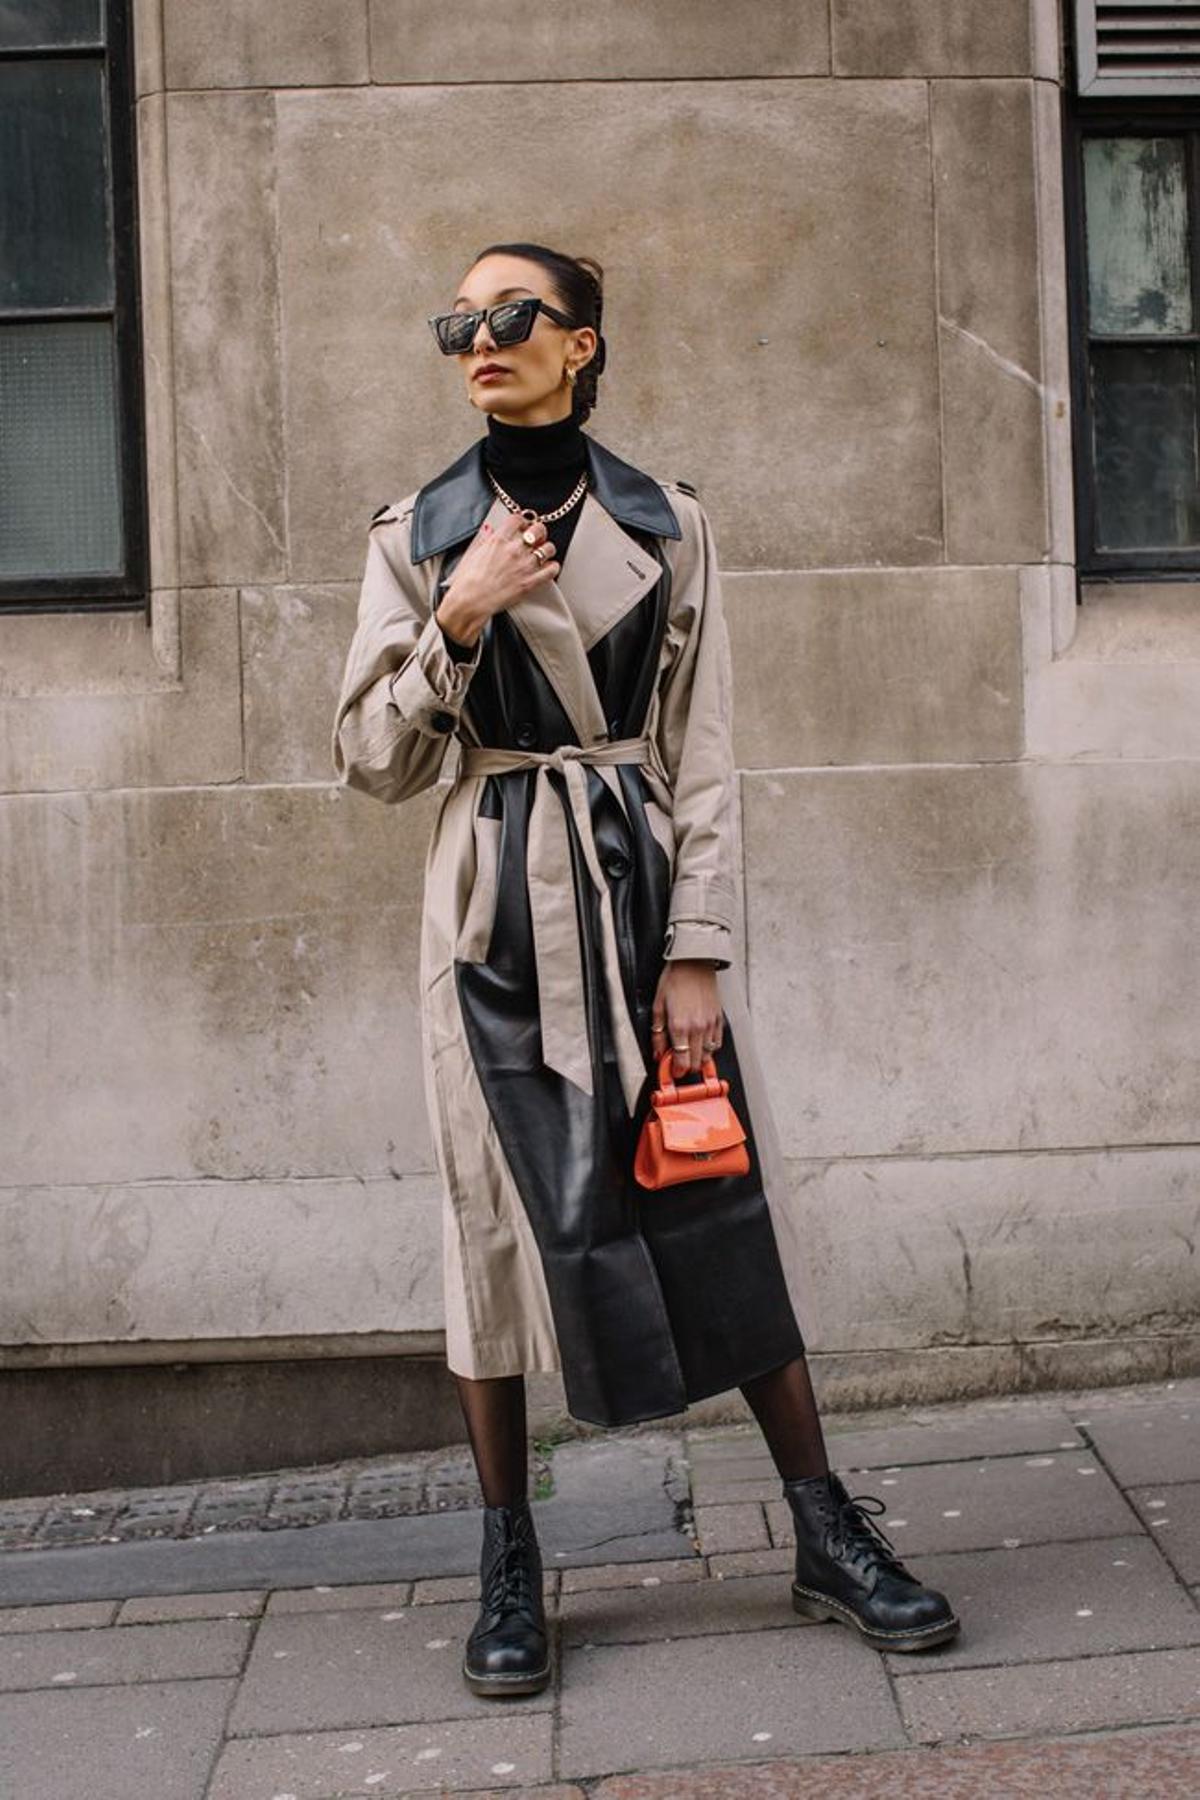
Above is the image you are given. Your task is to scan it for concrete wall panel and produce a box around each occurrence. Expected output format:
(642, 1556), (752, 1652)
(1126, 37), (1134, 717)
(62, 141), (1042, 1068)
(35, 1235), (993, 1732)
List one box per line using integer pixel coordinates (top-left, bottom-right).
(932, 80), (1047, 563)
(832, 0), (1033, 76)
(726, 567), (1024, 768)
(241, 585), (359, 783)
(0, 593), (242, 794)
(1, 784), (435, 1186)
(368, 0), (829, 83)
(745, 761), (1200, 1159)
(785, 1147), (1200, 1354)
(168, 92), (287, 585)
(162, 0), (369, 90)
(0, 1177), (441, 1346)
(274, 80), (942, 578)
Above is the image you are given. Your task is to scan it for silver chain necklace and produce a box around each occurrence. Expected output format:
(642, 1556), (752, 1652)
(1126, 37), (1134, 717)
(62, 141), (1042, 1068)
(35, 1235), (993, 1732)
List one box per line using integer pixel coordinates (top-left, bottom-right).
(487, 468), (589, 524)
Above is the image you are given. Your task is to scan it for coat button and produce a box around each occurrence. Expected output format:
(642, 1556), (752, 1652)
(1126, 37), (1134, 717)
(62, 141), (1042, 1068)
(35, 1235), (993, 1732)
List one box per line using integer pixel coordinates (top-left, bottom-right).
(430, 710), (455, 734)
(515, 722), (538, 749)
(603, 850), (632, 881)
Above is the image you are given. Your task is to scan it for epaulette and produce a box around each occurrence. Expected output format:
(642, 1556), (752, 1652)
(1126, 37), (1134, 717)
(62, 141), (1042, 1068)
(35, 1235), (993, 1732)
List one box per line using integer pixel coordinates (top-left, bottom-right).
(674, 478), (698, 498)
(369, 502), (397, 527)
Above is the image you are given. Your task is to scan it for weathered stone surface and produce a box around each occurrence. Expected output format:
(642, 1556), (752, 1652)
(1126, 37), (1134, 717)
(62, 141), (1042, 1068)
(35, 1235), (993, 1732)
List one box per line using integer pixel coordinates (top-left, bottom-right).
(559, 1627), (904, 1776)
(163, 0), (369, 89)
(0, 783), (436, 1186)
(0, 1601), (118, 1635)
(0, 592), (241, 793)
(896, 1645), (1200, 1745)
(118, 1591), (265, 1623)
(1127, 1484), (1200, 1584)
(591, 1728), (1200, 1797)
(933, 81), (1046, 563)
(882, 1536), (1200, 1672)
(274, 81), (941, 577)
(230, 1601), (538, 1733)
(0, 1619), (249, 1691)
(767, 1449), (1134, 1556)
(0, 1177), (441, 1345)
(1078, 1398), (1200, 1488)
(775, 1148), (1200, 1355)
(0, 1679), (234, 1800)
(832, 0), (1032, 75)
(210, 1711), (554, 1800)
(135, 91), (180, 590)
(691, 1504), (770, 1556)
(168, 92), (286, 585)
(744, 763), (1200, 1158)
(242, 583), (360, 782)
(560, 1574), (805, 1645)
(1025, 574), (1200, 762)
(726, 568), (1023, 768)
(369, 0), (829, 82)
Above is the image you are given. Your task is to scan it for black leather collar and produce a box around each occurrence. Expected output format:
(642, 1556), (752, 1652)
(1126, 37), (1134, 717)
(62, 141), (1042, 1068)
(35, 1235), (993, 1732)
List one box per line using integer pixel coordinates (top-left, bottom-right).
(409, 433), (682, 563)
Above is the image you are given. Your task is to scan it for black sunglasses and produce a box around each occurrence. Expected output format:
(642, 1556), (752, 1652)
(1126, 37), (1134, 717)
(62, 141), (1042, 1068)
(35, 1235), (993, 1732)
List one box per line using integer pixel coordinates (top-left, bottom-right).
(428, 295), (575, 356)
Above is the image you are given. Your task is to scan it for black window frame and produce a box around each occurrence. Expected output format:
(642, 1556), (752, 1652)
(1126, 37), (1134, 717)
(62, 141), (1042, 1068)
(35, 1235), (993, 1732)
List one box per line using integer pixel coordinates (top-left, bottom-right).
(1063, 88), (1200, 584)
(0, 0), (149, 616)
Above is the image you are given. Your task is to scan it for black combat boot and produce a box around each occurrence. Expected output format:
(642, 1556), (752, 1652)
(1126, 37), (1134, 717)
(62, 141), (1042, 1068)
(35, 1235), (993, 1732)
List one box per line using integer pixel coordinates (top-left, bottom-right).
(783, 1470), (960, 1653)
(462, 1497), (552, 1697)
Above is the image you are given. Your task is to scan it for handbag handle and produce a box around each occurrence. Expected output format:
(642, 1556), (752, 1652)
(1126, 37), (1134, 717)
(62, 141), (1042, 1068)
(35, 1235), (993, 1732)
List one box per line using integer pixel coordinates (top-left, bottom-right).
(653, 1050), (726, 1105)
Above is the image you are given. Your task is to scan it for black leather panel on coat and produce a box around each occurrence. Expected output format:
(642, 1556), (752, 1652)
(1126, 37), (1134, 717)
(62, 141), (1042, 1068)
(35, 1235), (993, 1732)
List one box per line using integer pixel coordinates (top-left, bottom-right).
(450, 523), (805, 1427)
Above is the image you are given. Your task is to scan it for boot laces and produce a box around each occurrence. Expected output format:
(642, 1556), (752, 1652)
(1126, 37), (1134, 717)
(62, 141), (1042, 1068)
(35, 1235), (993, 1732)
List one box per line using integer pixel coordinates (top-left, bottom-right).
(829, 1487), (910, 1578)
(483, 1527), (539, 1620)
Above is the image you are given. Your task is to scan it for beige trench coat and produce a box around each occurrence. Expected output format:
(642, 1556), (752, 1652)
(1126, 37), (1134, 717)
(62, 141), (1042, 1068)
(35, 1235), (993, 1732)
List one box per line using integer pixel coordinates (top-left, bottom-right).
(332, 433), (810, 1425)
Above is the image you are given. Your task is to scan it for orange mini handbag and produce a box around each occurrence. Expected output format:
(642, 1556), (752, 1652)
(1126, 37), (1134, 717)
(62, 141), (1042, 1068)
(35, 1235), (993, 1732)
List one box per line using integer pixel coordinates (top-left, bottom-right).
(633, 1051), (750, 1190)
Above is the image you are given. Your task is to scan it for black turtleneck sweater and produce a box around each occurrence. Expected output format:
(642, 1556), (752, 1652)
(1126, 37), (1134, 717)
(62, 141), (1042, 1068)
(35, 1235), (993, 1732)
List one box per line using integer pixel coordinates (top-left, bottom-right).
(483, 410), (588, 564)
(440, 411), (589, 664)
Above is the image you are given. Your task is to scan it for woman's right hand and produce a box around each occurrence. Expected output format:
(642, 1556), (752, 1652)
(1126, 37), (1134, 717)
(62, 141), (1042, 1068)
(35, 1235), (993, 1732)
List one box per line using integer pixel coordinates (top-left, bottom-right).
(435, 511), (559, 648)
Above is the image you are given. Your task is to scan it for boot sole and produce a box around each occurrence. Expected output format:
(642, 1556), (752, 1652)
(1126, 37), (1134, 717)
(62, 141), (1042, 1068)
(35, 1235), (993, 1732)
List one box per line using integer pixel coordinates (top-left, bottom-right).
(792, 1582), (960, 1653)
(461, 1656), (553, 1698)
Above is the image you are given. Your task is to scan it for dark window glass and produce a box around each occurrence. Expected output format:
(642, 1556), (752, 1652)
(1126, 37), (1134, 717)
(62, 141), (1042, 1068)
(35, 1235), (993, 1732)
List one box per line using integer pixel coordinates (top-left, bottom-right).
(0, 2), (104, 51)
(1068, 111), (1200, 576)
(1091, 342), (1200, 550)
(0, 321), (122, 576)
(0, 59), (113, 310)
(0, 0), (144, 608)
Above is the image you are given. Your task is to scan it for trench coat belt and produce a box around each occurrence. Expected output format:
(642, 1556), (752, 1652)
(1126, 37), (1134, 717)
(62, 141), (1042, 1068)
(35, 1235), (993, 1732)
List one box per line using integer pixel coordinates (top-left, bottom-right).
(458, 737), (655, 1114)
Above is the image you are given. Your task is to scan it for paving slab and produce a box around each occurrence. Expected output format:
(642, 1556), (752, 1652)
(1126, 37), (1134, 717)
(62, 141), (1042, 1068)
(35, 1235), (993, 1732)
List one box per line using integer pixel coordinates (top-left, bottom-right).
(817, 1406), (1085, 1472)
(561, 1558), (704, 1594)
(707, 1548), (794, 1581)
(228, 1600), (551, 1736)
(266, 1581), (414, 1615)
(590, 1724), (1200, 1797)
(1127, 1482), (1200, 1583)
(0, 1486), (689, 1607)
(691, 1503), (770, 1554)
(558, 1624), (905, 1776)
(764, 1450), (1138, 1556)
(895, 1642), (1200, 1744)
(0, 1599), (118, 1633)
(561, 1573), (814, 1646)
(880, 1535), (1200, 1673)
(0, 1616), (251, 1692)
(0, 1677), (235, 1800)
(208, 1710), (554, 1798)
(1071, 1394), (1200, 1487)
(118, 1589), (266, 1623)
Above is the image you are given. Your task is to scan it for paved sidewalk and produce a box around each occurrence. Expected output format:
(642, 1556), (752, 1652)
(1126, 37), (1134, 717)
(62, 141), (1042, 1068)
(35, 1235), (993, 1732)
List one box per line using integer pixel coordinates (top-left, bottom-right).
(0, 1378), (1197, 1797)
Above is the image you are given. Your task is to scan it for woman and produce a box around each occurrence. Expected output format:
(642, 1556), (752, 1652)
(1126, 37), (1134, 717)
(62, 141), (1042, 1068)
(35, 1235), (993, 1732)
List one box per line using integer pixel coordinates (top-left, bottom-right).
(332, 243), (959, 1695)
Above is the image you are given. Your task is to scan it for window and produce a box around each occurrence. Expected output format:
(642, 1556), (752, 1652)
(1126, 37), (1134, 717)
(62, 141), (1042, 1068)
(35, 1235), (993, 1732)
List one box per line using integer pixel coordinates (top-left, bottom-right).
(1066, 103), (1200, 578)
(0, 0), (147, 612)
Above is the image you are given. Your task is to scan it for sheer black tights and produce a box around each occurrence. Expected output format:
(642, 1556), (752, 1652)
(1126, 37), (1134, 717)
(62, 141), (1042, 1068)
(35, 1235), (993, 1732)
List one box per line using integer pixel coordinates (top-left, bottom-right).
(454, 1353), (829, 1505)
(453, 1372), (529, 1508)
(739, 1354), (830, 1482)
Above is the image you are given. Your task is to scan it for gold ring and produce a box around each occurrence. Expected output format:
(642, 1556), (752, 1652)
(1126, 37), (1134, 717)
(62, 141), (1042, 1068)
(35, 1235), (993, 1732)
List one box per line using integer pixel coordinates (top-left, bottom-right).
(532, 543), (551, 565)
(521, 525), (540, 547)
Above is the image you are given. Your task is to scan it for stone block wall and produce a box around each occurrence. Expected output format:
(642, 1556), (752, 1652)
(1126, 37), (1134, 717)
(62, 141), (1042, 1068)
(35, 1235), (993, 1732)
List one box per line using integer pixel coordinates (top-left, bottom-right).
(2, 0), (1196, 1485)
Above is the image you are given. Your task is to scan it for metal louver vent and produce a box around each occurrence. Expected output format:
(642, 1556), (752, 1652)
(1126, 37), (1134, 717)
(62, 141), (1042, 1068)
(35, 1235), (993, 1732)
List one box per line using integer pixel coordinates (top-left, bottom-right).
(1075, 1), (1200, 94)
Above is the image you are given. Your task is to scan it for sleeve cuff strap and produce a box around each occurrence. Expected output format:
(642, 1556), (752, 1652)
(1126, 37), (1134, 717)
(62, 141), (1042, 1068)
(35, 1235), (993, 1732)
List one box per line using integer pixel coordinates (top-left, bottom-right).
(663, 921), (732, 966)
(388, 611), (480, 736)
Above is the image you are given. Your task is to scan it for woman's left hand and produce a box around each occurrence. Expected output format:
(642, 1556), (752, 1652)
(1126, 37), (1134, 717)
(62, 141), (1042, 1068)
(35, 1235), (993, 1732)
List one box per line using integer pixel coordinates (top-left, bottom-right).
(650, 960), (724, 1076)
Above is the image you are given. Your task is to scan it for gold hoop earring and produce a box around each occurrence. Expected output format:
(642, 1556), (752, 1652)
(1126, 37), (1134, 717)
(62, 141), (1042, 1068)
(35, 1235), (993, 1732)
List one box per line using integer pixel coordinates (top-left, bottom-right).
(565, 365), (577, 386)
